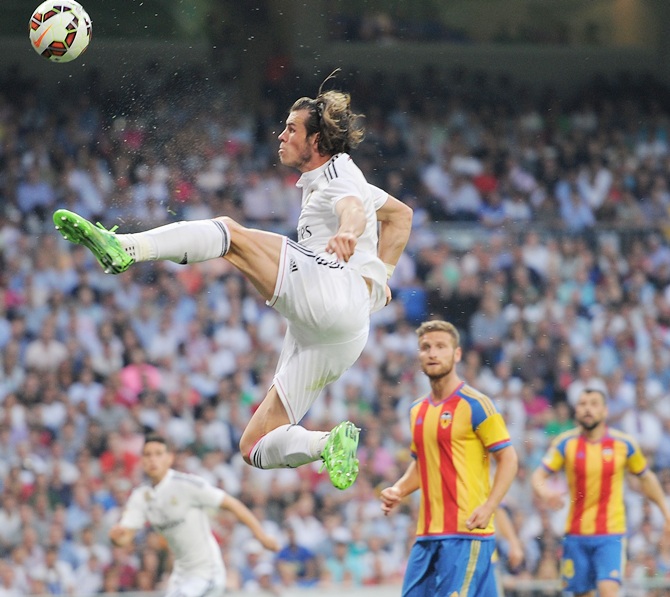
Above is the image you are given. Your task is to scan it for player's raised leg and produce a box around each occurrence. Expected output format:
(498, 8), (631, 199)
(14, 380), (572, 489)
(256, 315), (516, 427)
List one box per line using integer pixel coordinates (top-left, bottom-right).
(53, 209), (283, 300)
(54, 208), (361, 489)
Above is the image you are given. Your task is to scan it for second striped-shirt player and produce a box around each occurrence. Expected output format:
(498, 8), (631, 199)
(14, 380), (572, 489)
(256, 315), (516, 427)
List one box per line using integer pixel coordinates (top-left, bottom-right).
(532, 388), (670, 597)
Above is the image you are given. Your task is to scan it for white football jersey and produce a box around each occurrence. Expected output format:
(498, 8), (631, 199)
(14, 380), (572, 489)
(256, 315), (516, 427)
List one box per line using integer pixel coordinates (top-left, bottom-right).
(295, 153), (387, 293)
(120, 469), (226, 578)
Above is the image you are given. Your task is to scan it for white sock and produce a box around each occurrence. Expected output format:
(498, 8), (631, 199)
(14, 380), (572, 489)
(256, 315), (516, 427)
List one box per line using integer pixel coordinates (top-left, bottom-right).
(118, 219), (230, 264)
(249, 424), (329, 469)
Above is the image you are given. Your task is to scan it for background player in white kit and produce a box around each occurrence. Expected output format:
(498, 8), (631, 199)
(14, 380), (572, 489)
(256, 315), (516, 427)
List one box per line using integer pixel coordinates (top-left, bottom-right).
(109, 434), (279, 597)
(53, 76), (413, 490)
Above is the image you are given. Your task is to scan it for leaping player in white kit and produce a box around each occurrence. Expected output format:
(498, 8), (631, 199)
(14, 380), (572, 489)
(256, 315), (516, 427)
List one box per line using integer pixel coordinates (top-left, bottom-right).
(53, 74), (413, 490)
(109, 434), (279, 597)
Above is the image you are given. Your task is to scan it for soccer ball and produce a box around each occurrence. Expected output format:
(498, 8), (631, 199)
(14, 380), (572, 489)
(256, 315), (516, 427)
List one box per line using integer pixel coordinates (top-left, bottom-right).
(29, 0), (92, 63)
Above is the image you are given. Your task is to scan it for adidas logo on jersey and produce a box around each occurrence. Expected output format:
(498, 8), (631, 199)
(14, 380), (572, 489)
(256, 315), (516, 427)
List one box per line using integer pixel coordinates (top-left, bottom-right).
(289, 258), (298, 273)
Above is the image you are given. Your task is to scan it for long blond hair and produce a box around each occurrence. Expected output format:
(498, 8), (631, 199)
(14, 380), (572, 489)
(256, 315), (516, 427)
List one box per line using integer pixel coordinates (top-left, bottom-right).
(289, 69), (364, 155)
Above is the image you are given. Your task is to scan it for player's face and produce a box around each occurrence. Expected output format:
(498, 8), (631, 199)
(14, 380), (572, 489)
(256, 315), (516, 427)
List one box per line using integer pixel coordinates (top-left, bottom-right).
(278, 109), (317, 171)
(575, 390), (607, 432)
(141, 441), (174, 483)
(418, 331), (462, 380)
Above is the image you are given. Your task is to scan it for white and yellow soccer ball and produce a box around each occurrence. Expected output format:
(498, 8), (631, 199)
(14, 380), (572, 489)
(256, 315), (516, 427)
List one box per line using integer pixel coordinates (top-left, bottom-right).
(29, 0), (92, 63)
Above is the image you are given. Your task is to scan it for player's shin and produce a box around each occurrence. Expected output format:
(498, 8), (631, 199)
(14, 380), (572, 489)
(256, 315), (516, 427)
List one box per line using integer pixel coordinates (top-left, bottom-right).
(120, 219), (230, 264)
(248, 424), (327, 469)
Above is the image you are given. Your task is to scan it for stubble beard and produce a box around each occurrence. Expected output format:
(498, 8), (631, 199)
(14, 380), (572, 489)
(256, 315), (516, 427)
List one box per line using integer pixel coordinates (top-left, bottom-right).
(578, 417), (602, 432)
(424, 362), (454, 382)
(280, 145), (313, 171)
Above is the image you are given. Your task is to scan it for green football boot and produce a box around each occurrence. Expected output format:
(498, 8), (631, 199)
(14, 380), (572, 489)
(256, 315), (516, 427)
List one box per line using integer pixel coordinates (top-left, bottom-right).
(321, 421), (360, 490)
(53, 209), (134, 274)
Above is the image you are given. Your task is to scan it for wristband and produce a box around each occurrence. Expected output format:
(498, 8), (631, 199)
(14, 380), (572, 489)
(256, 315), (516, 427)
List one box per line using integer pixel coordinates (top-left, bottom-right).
(385, 263), (396, 280)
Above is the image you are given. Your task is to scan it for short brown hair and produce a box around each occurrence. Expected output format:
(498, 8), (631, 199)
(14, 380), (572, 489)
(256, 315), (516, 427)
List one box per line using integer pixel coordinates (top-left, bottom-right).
(415, 320), (460, 346)
(143, 433), (172, 451)
(582, 387), (607, 404)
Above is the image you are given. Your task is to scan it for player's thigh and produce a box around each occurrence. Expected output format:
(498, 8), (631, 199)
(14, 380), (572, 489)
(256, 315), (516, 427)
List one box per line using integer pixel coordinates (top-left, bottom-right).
(595, 580), (621, 597)
(592, 536), (625, 588)
(165, 575), (225, 597)
(562, 536), (597, 594)
(239, 385), (291, 456)
(217, 216), (283, 301)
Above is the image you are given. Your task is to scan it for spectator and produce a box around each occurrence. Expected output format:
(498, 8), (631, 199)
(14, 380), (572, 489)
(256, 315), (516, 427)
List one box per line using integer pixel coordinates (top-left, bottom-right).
(74, 552), (104, 595)
(99, 432), (140, 479)
(32, 544), (76, 595)
(0, 561), (22, 597)
(275, 524), (318, 588)
(23, 318), (68, 373)
(321, 527), (365, 587)
(469, 293), (508, 366)
(118, 348), (162, 407)
(619, 381), (664, 458)
(67, 366), (104, 418)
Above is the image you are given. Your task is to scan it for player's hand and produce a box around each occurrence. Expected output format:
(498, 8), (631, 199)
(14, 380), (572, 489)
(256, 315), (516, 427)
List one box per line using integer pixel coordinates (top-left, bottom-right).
(466, 504), (495, 530)
(109, 525), (132, 547)
(662, 515), (670, 539)
(543, 492), (565, 511)
(380, 486), (402, 516)
(259, 534), (280, 552)
(326, 232), (358, 262)
(507, 541), (525, 570)
(384, 284), (392, 306)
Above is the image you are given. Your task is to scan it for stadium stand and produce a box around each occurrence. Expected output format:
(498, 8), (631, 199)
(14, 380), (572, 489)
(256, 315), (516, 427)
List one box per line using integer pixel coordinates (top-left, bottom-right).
(1, 60), (670, 595)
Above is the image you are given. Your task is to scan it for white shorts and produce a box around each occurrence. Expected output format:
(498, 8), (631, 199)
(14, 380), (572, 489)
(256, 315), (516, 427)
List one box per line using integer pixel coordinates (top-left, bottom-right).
(267, 238), (371, 423)
(165, 573), (225, 597)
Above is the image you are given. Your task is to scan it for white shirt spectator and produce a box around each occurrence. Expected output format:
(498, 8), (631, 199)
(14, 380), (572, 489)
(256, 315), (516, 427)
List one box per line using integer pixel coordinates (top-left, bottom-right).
(73, 556), (104, 596)
(67, 375), (105, 418)
(24, 336), (68, 372)
(619, 406), (663, 456)
(165, 415), (196, 449)
(31, 556), (75, 595)
(0, 500), (21, 551)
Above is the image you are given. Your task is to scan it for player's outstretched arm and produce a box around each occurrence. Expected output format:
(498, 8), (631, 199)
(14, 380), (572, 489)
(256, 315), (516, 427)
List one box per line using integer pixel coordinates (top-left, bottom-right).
(220, 495), (280, 552)
(376, 194), (413, 277)
(109, 524), (137, 547)
(380, 459), (420, 516)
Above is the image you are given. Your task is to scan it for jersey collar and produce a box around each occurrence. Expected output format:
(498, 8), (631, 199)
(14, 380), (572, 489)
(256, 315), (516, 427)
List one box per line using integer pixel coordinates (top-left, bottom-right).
(429, 381), (465, 406)
(296, 155), (339, 190)
(153, 468), (174, 490)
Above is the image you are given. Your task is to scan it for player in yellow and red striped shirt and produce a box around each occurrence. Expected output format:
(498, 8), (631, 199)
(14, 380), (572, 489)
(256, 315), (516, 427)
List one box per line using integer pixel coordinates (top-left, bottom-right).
(532, 388), (670, 597)
(380, 320), (518, 597)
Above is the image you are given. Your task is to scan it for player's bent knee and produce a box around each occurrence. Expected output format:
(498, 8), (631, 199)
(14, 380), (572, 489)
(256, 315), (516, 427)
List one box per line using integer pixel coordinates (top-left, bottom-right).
(213, 216), (256, 255)
(214, 215), (244, 235)
(239, 433), (258, 465)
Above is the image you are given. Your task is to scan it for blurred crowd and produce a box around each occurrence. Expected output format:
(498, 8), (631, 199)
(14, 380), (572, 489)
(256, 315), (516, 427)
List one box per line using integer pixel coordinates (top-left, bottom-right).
(1, 61), (670, 595)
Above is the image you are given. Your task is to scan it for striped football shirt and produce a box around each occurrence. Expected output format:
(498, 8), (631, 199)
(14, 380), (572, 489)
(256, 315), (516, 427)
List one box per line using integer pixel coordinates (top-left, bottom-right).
(409, 382), (512, 539)
(540, 427), (647, 535)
